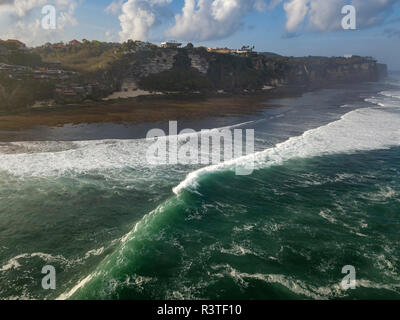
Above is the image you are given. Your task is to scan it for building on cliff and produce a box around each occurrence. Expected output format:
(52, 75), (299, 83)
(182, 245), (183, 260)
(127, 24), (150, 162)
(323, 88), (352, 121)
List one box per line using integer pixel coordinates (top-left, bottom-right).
(161, 41), (182, 49)
(207, 47), (233, 54)
(207, 46), (254, 56)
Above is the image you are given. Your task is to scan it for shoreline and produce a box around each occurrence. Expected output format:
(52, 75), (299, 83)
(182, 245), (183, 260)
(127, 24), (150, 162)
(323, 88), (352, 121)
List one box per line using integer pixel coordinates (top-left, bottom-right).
(0, 81), (382, 142)
(0, 86), (305, 132)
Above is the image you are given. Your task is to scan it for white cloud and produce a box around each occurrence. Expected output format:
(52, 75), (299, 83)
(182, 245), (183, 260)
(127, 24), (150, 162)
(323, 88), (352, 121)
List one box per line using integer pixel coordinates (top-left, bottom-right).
(105, 30), (118, 42)
(57, 1), (78, 31)
(105, 0), (124, 15)
(283, 0), (399, 33)
(166, 0), (271, 41)
(0, 0), (78, 45)
(117, 0), (172, 41)
(266, 0), (283, 10)
(113, 0), (398, 43)
(283, 0), (308, 31)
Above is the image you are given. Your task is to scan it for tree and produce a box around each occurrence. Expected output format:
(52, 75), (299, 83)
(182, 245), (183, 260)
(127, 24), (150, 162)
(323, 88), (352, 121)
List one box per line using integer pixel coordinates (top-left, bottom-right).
(185, 43), (194, 50)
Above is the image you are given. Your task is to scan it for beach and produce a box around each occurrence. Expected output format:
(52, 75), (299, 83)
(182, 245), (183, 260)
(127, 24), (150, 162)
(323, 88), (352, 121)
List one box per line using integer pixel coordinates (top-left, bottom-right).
(0, 87), (303, 141)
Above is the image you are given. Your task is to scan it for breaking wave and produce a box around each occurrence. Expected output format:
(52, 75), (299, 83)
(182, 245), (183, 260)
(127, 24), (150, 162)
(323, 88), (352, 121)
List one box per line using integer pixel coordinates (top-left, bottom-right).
(174, 106), (400, 194)
(58, 92), (400, 299)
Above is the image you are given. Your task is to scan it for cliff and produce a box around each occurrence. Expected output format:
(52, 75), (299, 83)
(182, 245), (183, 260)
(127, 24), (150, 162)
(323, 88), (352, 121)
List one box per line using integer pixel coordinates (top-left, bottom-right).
(270, 56), (387, 86)
(109, 45), (387, 93)
(0, 40), (388, 111)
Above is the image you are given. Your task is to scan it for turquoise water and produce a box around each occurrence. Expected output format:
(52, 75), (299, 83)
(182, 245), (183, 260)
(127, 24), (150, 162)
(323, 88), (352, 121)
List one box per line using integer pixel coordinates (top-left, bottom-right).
(0, 78), (400, 300)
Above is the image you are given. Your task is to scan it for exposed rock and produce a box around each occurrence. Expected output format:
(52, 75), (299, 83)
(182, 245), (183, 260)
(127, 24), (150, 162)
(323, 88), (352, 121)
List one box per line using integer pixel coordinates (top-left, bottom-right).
(188, 54), (209, 74)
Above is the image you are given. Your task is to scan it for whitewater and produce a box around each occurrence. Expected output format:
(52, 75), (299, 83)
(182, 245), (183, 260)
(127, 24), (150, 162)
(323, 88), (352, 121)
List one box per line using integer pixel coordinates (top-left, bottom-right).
(1, 77), (400, 300)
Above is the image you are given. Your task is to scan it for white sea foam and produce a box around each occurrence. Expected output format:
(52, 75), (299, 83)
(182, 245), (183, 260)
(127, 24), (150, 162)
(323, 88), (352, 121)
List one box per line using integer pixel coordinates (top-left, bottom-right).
(57, 272), (99, 300)
(0, 247), (106, 274)
(364, 98), (385, 107)
(220, 244), (255, 256)
(214, 264), (343, 299)
(380, 90), (400, 100)
(0, 121), (254, 177)
(173, 106), (400, 194)
(319, 209), (338, 224)
(365, 96), (400, 108)
(0, 255), (22, 272)
(365, 186), (398, 202)
(215, 264), (400, 299)
(0, 252), (70, 272)
(0, 139), (149, 176)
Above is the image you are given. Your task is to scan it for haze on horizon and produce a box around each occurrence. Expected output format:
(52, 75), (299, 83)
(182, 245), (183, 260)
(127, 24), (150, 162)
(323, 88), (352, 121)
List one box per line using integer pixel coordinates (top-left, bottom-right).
(0, 0), (399, 70)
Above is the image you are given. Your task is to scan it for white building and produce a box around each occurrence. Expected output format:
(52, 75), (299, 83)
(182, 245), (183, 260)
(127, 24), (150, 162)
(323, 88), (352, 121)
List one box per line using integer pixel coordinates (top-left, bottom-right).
(161, 41), (182, 49)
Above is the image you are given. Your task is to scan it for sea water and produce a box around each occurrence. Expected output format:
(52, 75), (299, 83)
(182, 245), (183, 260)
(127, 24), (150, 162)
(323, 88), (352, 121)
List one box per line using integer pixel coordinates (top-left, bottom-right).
(0, 75), (399, 300)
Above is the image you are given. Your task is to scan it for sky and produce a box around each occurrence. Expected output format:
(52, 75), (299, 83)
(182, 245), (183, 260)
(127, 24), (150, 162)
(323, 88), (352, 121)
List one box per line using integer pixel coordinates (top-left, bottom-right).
(1, 0), (400, 69)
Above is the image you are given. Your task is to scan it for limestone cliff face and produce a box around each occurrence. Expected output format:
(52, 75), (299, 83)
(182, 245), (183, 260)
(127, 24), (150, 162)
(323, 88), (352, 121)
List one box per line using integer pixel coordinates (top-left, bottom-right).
(188, 54), (209, 74)
(285, 60), (383, 85)
(377, 63), (388, 79)
(124, 50), (176, 79)
(114, 48), (387, 93)
(120, 50), (209, 79)
(253, 55), (387, 88)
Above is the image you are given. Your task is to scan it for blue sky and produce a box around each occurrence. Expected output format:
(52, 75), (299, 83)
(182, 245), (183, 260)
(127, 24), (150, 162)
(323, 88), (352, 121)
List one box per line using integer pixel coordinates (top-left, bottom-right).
(1, 0), (400, 69)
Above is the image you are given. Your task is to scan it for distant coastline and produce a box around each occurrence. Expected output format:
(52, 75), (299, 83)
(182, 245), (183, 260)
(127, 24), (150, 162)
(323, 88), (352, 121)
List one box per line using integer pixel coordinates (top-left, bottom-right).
(0, 39), (387, 116)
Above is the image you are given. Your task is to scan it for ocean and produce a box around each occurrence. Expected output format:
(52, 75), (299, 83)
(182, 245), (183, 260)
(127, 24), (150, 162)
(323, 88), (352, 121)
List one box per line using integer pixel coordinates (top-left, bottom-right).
(0, 75), (399, 300)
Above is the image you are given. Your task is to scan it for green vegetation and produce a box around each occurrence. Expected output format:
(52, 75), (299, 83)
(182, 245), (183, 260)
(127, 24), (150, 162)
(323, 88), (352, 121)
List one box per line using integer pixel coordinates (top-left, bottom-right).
(3, 52), (42, 67)
(33, 41), (120, 73)
(139, 68), (212, 92)
(0, 75), (55, 112)
(118, 40), (158, 54)
(207, 53), (263, 90)
(259, 52), (281, 57)
(0, 40), (42, 67)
